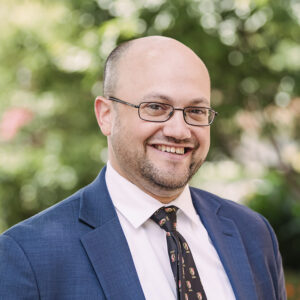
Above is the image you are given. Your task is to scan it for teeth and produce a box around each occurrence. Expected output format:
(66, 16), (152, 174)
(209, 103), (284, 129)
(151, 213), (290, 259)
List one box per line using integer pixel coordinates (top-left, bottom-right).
(156, 145), (185, 155)
(176, 148), (184, 154)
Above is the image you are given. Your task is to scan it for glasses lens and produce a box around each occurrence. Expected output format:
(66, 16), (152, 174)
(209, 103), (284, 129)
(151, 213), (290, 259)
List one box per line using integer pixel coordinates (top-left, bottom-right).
(184, 107), (213, 125)
(139, 102), (173, 121)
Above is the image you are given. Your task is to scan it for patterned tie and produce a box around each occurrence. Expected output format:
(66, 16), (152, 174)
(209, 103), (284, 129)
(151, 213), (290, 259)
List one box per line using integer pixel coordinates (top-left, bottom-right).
(151, 206), (207, 300)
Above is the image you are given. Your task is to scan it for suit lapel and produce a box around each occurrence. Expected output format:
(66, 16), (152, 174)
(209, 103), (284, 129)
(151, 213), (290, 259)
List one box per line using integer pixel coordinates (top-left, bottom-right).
(191, 188), (257, 300)
(79, 167), (145, 300)
(78, 167), (258, 299)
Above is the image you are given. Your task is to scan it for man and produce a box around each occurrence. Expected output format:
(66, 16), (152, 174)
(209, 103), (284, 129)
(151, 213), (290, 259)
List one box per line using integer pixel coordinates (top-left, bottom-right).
(0, 36), (286, 299)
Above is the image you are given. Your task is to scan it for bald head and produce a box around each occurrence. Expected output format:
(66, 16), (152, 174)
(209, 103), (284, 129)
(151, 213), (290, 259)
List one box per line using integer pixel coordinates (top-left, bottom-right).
(103, 36), (210, 99)
(103, 40), (132, 97)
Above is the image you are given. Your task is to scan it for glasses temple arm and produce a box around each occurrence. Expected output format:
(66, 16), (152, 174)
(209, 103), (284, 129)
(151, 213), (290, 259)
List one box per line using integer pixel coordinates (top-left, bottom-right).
(108, 97), (139, 108)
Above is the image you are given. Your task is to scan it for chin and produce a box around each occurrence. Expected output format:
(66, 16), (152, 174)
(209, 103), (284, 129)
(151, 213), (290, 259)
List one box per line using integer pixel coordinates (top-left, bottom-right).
(141, 166), (191, 191)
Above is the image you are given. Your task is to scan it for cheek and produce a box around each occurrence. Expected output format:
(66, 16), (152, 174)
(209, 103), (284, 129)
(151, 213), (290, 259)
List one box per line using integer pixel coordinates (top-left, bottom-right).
(128, 120), (162, 143)
(113, 118), (155, 147)
(196, 128), (210, 149)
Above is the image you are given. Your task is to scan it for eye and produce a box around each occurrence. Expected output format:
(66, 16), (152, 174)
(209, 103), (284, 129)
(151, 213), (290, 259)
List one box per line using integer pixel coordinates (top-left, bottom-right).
(142, 102), (171, 117)
(187, 107), (207, 115)
(147, 103), (168, 111)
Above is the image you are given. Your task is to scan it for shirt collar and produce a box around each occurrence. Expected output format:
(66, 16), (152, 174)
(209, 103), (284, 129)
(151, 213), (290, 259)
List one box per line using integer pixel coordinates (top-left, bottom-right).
(105, 161), (200, 228)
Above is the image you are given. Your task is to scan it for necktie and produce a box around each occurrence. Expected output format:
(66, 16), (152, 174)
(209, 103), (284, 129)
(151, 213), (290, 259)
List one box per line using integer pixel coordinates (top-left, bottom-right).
(151, 206), (207, 300)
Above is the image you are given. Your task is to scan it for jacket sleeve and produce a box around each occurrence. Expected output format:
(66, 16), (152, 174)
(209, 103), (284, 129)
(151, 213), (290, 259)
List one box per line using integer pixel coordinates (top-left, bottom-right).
(0, 234), (40, 299)
(261, 216), (287, 300)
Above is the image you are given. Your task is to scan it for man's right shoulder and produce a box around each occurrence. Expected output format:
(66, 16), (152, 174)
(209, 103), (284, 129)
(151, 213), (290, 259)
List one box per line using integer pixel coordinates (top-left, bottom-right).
(1, 187), (83, 242)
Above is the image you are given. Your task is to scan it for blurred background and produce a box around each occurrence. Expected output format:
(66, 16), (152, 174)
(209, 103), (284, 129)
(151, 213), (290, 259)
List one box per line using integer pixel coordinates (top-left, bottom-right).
(0, 0), (299, 297)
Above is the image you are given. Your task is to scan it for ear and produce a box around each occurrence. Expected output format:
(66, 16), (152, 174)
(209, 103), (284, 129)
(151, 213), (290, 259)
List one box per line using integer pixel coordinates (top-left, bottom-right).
(94, 96), (112, 136)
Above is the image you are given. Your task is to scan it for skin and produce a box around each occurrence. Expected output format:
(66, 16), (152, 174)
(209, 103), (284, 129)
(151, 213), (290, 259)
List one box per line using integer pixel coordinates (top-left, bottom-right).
(95, 36), (211, 203)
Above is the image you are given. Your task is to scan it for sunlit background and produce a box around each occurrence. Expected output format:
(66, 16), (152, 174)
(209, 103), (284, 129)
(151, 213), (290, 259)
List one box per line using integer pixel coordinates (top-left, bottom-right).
(0, 0), (299, 297)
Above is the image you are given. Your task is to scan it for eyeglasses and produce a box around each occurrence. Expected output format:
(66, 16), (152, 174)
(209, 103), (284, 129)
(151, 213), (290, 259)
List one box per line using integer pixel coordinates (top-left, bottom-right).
(108, 96), (218, 126)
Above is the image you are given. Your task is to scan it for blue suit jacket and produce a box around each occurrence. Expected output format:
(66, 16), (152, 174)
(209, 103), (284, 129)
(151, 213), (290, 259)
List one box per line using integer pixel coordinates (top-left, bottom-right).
(0, 167), (286, 299)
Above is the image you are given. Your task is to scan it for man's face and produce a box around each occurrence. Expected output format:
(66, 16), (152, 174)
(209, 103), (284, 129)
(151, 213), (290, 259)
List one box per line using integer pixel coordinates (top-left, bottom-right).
(100, 39), (211, 202)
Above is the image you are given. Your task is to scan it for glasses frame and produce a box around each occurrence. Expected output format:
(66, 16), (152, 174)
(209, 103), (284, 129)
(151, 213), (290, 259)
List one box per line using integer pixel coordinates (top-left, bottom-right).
(108, 96), (218, 127)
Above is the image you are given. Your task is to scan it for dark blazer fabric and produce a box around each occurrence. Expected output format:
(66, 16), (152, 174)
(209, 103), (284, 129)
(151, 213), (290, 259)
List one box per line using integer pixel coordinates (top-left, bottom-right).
(0, 167), (286, 300)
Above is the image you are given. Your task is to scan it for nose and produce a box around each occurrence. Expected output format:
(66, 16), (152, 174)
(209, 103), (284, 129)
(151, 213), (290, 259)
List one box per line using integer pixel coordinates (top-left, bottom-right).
(162, 110), (192, 140)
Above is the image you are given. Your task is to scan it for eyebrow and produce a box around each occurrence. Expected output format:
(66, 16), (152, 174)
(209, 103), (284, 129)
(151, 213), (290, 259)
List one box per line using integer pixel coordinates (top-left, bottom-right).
(142, 92), (210, 107)
(189, 98), (210, 106)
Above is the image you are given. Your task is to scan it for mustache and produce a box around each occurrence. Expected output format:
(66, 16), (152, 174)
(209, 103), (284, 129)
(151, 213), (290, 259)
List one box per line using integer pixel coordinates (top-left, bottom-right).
(164, 136), (194, 145)
(146, 136), (200, 150)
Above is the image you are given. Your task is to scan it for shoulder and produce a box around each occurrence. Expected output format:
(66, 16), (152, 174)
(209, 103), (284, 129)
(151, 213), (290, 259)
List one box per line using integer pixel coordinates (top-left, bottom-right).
(1, 168), (107, 245)
(190, 187), (280, 252)
(0, 186), (89, 288)
(1, 188), (83, 245)
(190, 186), (263, 220)
(190, 187), (277, 241)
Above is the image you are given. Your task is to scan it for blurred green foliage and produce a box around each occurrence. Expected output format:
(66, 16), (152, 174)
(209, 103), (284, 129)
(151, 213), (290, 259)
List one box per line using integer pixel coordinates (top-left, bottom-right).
(0, 0), (299, 275)
(247, 170), (300, 270)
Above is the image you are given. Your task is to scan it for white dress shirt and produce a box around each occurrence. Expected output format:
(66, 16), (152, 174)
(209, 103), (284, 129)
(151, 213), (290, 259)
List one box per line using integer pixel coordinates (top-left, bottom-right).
(105, 162), (236, 300)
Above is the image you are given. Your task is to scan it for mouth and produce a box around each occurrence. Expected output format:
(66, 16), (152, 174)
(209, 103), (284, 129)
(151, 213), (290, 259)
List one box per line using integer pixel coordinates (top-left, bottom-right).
(151, 144), (192, 155)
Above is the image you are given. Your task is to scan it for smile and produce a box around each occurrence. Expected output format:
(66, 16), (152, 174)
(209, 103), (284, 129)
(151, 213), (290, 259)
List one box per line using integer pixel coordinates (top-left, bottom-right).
(152, 144), (189, 155)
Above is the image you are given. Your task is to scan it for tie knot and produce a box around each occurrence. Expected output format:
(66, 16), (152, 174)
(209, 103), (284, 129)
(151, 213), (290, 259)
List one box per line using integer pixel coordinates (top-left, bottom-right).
(151, 206), (178, 233)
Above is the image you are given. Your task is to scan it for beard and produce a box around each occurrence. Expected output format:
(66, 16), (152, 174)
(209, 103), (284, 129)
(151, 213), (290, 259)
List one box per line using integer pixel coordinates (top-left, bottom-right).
(110, 116), (206, 193)
(111, 135), (204, 191)
(139, 155), (203, 190)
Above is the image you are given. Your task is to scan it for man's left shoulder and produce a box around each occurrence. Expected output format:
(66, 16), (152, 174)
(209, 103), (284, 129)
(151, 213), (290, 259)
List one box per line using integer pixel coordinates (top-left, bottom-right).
(190, 186), (255, 212)
(190, 186), (281, 253)
(189, 186), (271, 230)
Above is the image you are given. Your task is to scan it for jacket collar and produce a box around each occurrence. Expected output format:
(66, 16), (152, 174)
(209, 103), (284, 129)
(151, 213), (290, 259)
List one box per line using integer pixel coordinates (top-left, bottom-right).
(79, 167), (116, 228)
(79, 167), (257, 300)
(79, 167), (145, 300)
(191, 188), (257, 300)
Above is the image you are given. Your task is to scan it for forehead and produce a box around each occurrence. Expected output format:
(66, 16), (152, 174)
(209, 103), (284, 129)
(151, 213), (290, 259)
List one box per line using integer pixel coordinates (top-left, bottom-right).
(115, 39), (211, 104)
